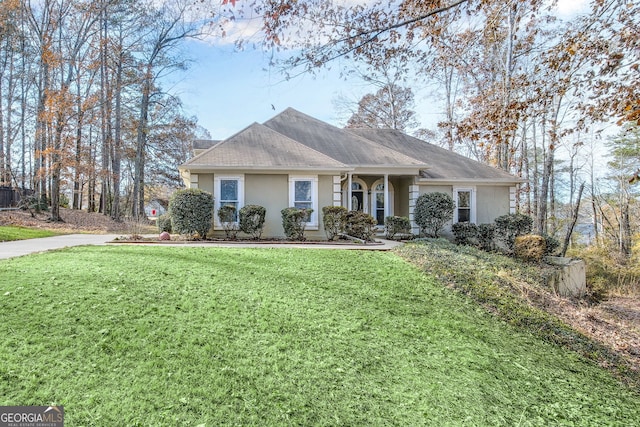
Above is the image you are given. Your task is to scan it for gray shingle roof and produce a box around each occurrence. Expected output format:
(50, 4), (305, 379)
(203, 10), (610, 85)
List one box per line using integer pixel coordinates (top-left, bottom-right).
(182, 122), (348, 170)
(263, 108), (425, 167)
(348, 128), (520, 181)
(180, 108), (521, 183)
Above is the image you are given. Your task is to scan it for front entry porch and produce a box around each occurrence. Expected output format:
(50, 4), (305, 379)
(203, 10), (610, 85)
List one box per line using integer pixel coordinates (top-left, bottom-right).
(340, 173), (415, 226)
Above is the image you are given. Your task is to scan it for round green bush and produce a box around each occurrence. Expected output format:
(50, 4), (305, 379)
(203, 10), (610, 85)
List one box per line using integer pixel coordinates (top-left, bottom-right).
(494, 213), (533, 253)
(157, 214), (172, 233)
(344, 211), (377, 242)
(385, 215), (411, 239)
(322, 206), (347, 241)
(217, 204), (239, 239)
(168, 188), (214, 239)
(452, 222), (479, 246)
(281, 207), (312, 241)
(414, 192), (454, 237)
(239, 205), (266, 239)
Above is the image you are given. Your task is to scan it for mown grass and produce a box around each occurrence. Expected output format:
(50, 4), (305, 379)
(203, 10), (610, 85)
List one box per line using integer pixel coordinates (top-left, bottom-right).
(395, 239), (640, 388)
(0, 246), (638, 426)
(0, 225), (58, 242)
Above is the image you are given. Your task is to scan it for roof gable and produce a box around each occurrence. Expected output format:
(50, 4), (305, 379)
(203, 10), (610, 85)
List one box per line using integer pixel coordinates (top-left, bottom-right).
(182, 122), (348, 170)
(263, 108), (425, 167)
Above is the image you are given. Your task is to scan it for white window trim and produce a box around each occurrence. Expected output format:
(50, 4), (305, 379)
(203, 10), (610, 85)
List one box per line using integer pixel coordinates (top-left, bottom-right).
(371, 178), (394, 227)
(453, 187), (476, 224)
(289, 175), (318, 230)
(214, 175), (245, 229)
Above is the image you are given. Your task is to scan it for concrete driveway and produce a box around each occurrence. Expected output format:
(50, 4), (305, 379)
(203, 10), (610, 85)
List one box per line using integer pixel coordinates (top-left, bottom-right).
(0, 234), (122, 260)
(0, 234), (402, 260)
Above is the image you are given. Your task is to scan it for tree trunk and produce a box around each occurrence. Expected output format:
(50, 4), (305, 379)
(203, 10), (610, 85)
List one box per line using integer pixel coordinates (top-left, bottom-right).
(133, 73), (151, 219)
(561, 182), (585, 257)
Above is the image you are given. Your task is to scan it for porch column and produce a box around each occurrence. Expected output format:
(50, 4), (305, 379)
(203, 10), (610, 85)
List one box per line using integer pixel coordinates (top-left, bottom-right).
(333, 176), (342, 207)
(409, 184), (420, 234)
(347, 173), (353, 211)
(383, 174), (389, 219)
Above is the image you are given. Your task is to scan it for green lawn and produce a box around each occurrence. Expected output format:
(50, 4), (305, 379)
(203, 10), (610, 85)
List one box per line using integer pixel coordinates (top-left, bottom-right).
(0, 225), (58, 241)
(0, 246), (638, 426)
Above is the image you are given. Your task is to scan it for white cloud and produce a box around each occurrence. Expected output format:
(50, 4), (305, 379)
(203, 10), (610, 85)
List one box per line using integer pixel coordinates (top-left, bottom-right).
(555, 0), (590, 17)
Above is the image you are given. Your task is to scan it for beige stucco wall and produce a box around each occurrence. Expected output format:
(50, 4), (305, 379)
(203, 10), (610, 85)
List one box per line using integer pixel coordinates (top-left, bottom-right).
(197, 174), (214, 194)
(416, 183), (512, 235)
(476, 185), (510, 224)
(194, 172), (336, 239)
(394, 177), (413, 218)
(245, 174), (289, 237)
(418, 184), (453, 196)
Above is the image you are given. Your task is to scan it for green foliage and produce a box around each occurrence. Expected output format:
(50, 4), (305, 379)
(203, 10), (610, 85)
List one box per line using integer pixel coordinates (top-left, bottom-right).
(384, 215), (411, 239)
(281, 207), (312, 241)
(395, 240), (638, 387)
(156, 214), (172, 233)
(322, 206), (347, 241)
(344, 210), (377, 242)
(414, 192), (454, 237)
(542, 234), (560, 256)
(217, 204), (239, 239)
(451, 222), (479, 246)
(168, 188), (214, 239)
(494, 213), (533, 253)
(1, 246), (639, 424)
(19, 194), (48, 212)
(478, 223), (496, 252)
(239, 204), (266, 239)
(567, 244), (640, 300)
(59, 193), (70, 208)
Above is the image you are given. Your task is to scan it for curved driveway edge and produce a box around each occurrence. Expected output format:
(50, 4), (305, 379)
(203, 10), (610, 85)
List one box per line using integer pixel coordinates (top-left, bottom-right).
(0, 234), (402, 260)
(0, 234), (122, 260)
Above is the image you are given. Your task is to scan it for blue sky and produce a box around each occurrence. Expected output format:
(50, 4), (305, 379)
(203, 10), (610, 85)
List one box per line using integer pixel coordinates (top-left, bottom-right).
(173, 41), (367, 139)
(173, 0), (589, 141)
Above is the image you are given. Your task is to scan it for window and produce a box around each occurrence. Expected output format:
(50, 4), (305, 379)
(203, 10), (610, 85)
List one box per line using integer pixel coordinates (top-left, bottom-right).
(453, 187), (476, 223)
(289, 176), (318, 228)
(371, 179), (394, 226)
(214, 175), (244, 227)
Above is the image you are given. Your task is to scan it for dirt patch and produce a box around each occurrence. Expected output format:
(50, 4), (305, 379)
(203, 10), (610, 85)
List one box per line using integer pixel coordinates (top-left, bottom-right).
(570, 297), (640, 368)
(0, 208), (137, 233)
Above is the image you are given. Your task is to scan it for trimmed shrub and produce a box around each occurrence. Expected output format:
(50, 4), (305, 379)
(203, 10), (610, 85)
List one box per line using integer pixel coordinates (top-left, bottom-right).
(514, 234), (546, 262)
(542, 234), (560, 256)
(452, 222), (479, 246)
(478, 223), (496, 252)
(217, 204), (239, 240)
(159, 231), (171, 241)
(239, 204), (266, 239)
(494, 213), (533, 253)
(169, 188), (214, 239)
(157, 214), (172, 233)
(322, 206), (347, 241)
(414, 192), (454, 237)
(385, 216), (411, 240)
(281, 207), (312, 241)
(344, 210), (377, 242)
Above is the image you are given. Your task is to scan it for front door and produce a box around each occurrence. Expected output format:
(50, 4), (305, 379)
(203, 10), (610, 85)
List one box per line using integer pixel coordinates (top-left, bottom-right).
(351, 182), (364, 211)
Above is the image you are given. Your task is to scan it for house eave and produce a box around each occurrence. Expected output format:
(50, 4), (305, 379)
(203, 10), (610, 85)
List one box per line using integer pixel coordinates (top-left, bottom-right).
(179, 165), (353, 174)
(418, 177), (526, 184)
(352, 165), (425, 175)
